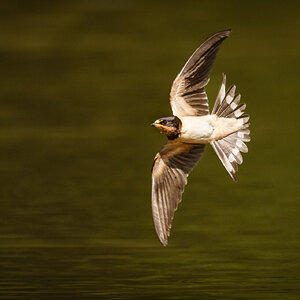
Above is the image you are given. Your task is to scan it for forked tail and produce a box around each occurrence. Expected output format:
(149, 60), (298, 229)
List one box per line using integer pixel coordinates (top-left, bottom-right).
(211, 74), (250, 181)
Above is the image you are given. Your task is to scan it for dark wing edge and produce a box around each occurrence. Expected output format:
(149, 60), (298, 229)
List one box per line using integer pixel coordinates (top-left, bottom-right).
(151, 142), (205, 246)
(170, 29), (231, 117)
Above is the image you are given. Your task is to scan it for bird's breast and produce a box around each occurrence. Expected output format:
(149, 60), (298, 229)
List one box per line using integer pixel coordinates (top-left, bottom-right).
(178, 115), (215, 143)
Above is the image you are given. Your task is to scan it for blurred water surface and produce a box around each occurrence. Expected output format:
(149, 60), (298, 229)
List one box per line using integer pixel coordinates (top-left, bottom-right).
(0, 0), (299, 299)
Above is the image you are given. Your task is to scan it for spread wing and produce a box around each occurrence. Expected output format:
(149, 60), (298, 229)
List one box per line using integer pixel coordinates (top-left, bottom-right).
(170, 29), (231, 117)
(151, 141), (205, 245)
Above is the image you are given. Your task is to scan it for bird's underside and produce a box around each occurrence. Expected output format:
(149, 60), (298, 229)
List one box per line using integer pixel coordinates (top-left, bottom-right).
(151, 29), (250, 246)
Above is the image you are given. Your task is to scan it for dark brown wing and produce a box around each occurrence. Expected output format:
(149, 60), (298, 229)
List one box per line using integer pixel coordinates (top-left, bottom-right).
(151, 141), (205, 245)
(170, 30), (231, 117)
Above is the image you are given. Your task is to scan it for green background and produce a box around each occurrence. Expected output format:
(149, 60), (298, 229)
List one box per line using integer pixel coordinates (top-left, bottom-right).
(0, 0), (299, 298)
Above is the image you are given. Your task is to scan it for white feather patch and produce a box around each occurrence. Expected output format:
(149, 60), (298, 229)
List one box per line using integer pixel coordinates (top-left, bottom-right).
(229, 153), (235, 162)
(237, 131), (245, 138)
(232, 147), (239, 156)
(234, 109), (243, 118)
(230, 102), (238, 109)
(236, 140), (243, 148)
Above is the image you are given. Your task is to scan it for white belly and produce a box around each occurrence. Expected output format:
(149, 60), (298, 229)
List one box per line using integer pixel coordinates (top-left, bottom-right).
(178, 115), (244, 143)
(179, 115), (214, 143)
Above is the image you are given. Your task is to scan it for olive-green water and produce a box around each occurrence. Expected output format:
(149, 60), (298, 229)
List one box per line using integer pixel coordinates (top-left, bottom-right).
(0, 1), (299, 299)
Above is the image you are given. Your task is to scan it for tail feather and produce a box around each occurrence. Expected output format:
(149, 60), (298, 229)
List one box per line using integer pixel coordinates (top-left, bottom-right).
(211, 74), (250, 181)
(237, 129), (250, 142)
(222, 136), (243, 164)
(218, 94), (241, 117)
(211, 141), (237, 181)
(215, 85), (236, 116)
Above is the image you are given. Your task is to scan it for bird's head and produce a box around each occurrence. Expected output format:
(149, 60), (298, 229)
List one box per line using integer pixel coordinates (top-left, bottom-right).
(151, 116), (182, 140)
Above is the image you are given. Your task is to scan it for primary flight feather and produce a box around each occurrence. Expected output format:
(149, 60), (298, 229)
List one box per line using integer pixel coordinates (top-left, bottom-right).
(151, 30), (250, 246)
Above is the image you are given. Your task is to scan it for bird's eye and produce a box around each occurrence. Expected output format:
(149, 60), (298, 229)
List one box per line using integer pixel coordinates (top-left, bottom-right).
(161, 120), (167, 125)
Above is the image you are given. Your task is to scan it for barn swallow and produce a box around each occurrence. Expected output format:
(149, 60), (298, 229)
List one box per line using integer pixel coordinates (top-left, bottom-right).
(151, 29), (250, 246)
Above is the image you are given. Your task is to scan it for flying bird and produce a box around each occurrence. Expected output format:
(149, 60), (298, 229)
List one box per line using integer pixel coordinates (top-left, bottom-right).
(151, 29), (250, 246)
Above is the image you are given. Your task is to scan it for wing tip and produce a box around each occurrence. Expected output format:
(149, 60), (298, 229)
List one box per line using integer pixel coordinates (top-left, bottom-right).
(231, 173), (238, 182)
(213, 29), (232, 39)
(222, 28), (232, 36)
(160, 238), (168, 246)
